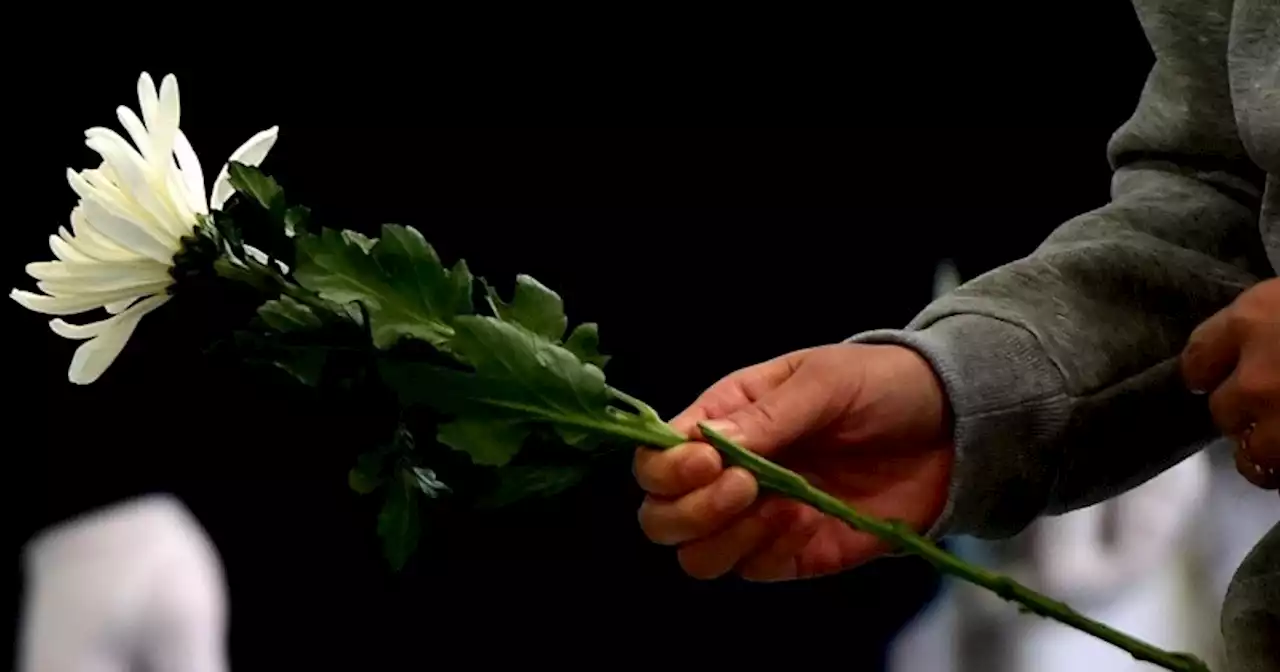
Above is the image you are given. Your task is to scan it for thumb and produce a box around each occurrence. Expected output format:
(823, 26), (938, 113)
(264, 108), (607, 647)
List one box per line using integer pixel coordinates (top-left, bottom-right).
(700, 369), (833, 456)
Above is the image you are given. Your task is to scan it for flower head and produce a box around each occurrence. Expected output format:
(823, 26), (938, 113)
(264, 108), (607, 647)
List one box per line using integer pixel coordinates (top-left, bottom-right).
(11, 73), (278, 384)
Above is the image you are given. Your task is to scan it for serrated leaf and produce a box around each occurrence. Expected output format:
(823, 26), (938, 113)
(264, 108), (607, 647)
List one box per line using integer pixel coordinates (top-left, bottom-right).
(380, 315), (647, 462)
(344, 230), (377, 254)
(410, 467), (451, 498)
(221, 164), (296, 267)
(477, 464), (591, 509)
(228, 162), (285, 212)
(294, 225), (473, 350)
(484, 275), (567, 341)
(258, 296), (322, 332)
(377, 470), (420, 570)
(563, 323), (610, 368)
(437, 415), (530, 467)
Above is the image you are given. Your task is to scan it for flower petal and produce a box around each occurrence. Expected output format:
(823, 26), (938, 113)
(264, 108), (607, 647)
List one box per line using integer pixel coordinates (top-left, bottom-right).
(67, 169), (151, 241)
(66, 207), (136, 262)
(105, 299), (137, 314)
(149, 74), (180, 168)
(172, 130), (208, 215)
(79, 199), (178, 263)
(209, 126), (279, 210)
(84, 129), (187, 239)
(29, 260), (171, 297)
(137, 73), (159, 131)
(10, 283), (167, 316)
(239, 244), (291, 274)
(49, 234), (93, 263)
(66, 293), (170, 385)
(116, 105), (153, 161)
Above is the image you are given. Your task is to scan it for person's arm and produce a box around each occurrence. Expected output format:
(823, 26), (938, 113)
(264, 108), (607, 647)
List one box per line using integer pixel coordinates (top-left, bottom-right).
(853, 0), (1273, 540)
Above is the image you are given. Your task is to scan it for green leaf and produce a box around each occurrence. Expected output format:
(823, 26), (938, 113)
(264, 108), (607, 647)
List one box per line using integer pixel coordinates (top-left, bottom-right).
(477, 464), (591, 509)
(228, 329), (329, 387)
(294, 225), (474, 350)
(344, 230), (377, 254)
(380, 315), (637, 465)
(284, 205), (312, 235)
(484, 275), (567, 341)
(377, 470), (420, 570)
(409, 467), (451, 498)
(258, 296), (322, 333)
(563, 323), (610, 368)
(348, 449), (388, 494)
(348, 468), (382, 495)
(273, 347), (328, 386)
(437, 416), (529, 467)
(221, 164), (296, 267)
(228, 162), (285, 213)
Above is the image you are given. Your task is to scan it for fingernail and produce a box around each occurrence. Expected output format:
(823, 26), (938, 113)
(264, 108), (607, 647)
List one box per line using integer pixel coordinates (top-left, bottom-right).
(701, 419), (740, 440)
(1190, 388), (1207, 396)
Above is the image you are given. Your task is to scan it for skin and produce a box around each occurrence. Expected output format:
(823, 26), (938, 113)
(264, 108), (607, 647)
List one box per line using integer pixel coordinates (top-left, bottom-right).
(1181, 277), (1280, 492)
(633, 344), (953, 582)
(637, 279), (1280, 582)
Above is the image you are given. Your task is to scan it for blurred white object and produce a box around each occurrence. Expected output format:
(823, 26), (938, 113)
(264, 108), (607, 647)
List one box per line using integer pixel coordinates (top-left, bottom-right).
(17, 494), (229, 672)
(890, 261), (1214, 672)
(1002, 451), (1212, 672)
(1191, 439), (1280, 669)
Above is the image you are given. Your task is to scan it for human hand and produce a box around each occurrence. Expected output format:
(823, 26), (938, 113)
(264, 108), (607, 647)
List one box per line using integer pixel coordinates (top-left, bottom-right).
(633, 343), (954, 582)
(1181, 278), (1280, 491)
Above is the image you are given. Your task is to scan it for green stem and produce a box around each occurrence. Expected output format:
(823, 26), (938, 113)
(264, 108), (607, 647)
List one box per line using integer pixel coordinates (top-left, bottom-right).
(692, 424), (1211, 672)
(611, 390), (1209, 672)
(204, 245), (1210, 671)
(212, 257), (335, 316)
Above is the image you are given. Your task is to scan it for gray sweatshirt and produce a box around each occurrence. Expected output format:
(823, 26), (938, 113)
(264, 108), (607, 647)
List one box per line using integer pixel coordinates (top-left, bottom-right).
(852, 0), (1278, 668)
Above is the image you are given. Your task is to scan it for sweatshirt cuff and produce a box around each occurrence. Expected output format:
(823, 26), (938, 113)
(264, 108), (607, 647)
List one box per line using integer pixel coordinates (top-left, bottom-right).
(848, 315), (1072, 540)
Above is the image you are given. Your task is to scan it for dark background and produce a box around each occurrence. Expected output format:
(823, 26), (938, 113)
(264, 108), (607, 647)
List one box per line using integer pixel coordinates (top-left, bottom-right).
(8, 6), (1153, 670)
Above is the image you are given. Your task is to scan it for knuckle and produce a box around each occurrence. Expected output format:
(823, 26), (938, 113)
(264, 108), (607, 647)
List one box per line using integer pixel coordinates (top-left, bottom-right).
(1226, 308), (1255, 334)
(1235, 369), (1279, 401)
(1237, 281), (1279, 315)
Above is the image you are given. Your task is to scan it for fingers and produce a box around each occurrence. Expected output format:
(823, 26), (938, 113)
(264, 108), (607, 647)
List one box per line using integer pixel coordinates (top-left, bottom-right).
(737, 501), (825, 582)
(633, 441), (722, 497)
(676, 501), (781, 579)
(638, 467), (758, 546)
(1235, 429), (1280, 490)
(1208, 369), (1257, 438)
(1242, 419), (1280, 473)
(699, 361), (838, 457)
(1181, 305), (1241, 394)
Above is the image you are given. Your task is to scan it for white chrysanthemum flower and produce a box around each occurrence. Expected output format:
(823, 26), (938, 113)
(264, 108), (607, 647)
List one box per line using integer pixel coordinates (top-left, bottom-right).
(10, 73), (279, 385)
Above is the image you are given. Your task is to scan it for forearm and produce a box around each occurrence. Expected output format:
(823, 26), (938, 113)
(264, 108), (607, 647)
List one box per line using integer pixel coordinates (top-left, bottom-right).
(853, 0), (1272, 539)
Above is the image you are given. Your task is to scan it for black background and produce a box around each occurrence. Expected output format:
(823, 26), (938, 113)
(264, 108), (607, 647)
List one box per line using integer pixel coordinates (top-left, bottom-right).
(8, 6), (1153, 670)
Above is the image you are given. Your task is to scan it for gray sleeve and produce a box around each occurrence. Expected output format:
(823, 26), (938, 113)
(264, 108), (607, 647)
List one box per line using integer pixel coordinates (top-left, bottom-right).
(1221, 520), (1280, 672)
(851, 0), (1273, 540)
